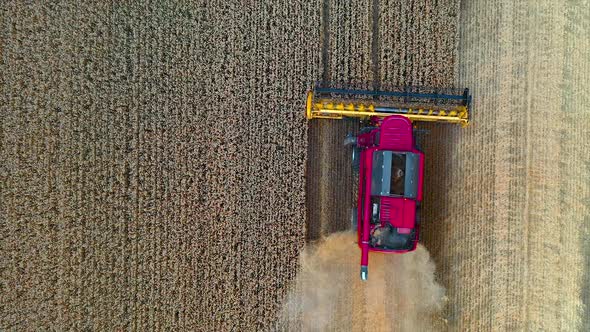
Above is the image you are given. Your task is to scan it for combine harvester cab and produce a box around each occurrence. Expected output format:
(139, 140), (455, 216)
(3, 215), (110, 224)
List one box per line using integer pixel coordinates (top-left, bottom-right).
(306, 85), (472, 281)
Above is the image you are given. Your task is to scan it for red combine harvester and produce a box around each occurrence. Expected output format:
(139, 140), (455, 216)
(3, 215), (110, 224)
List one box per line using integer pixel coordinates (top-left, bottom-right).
(306, 86), (472, 280)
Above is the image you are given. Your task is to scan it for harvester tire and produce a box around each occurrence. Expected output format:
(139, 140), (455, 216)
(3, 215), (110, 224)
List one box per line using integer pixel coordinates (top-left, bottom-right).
(343, 134), (357, 146)
(351, 207), (358, 231)
(352, 147), (360, 173)
(344, 134), (360, 173)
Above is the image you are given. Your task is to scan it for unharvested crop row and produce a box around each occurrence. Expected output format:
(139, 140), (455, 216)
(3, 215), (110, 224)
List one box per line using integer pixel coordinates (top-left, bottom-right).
(378, 0), (459, 87)
(306, 0), (373, 242)
(1, 1), (319, 331)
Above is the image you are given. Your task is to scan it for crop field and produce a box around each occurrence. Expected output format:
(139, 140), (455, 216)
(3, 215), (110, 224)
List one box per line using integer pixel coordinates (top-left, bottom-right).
(1, 1), (589, 332)
(1, 1), (319, 330)
(427, 1), (590, 330)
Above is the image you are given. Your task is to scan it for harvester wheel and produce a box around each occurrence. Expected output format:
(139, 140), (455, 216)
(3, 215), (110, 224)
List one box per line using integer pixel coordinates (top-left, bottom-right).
(351, 207), (358, 231)
(343, 134), (357, 146)
(415, 206), (421, 226)
(344, 134), (360, 173)
(351, 147), (360, 173)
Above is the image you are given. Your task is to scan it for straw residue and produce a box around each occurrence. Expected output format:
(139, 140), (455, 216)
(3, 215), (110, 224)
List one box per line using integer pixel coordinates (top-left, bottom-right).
(280, 232), (446, 331)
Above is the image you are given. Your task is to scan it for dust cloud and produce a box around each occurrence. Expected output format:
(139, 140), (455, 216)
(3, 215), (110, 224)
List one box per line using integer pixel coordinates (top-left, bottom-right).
(280, 232), (446, 332)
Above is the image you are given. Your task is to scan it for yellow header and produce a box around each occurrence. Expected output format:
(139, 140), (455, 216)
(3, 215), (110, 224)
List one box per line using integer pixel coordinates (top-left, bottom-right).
(306, 91), (469, 127)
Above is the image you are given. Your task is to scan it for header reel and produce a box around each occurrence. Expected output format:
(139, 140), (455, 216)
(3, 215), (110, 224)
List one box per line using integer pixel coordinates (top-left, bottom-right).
(306, 85), (472, 127)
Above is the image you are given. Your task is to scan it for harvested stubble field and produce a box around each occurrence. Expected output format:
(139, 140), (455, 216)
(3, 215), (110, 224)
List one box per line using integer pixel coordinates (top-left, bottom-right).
(427, 1), (590, 330)
(1, 1), (589, 332)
